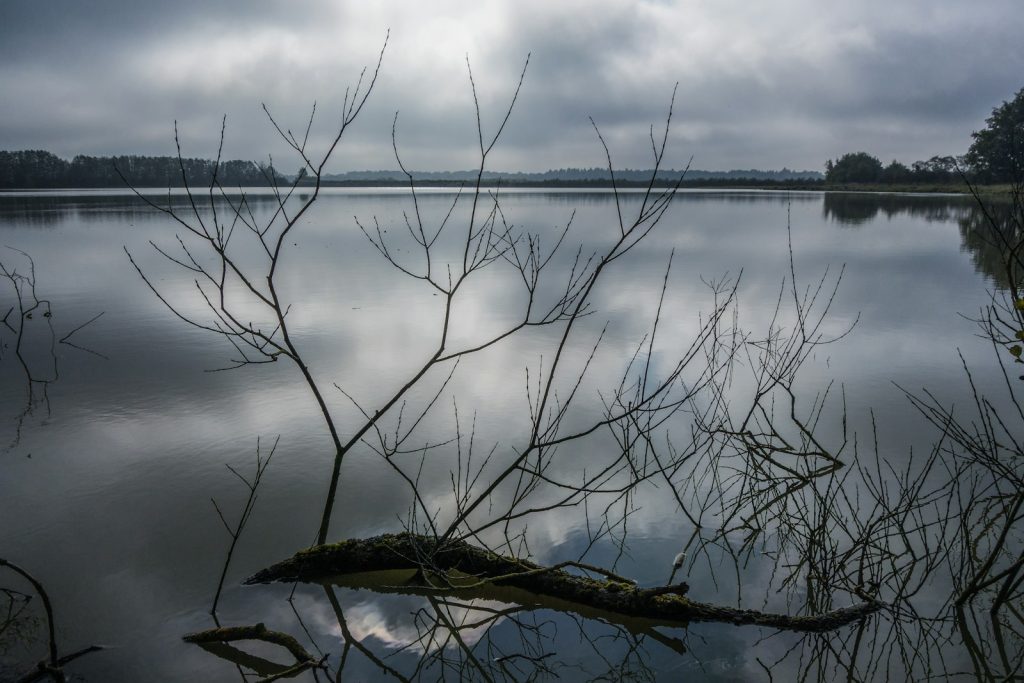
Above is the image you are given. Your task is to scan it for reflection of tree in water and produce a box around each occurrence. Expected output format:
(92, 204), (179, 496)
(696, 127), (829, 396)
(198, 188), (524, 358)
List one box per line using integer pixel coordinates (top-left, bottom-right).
(0, 192), (301, 228)
(957, 198), (1021, 289)
(822, 191), (975, 226)
(822, 192), (1024, 290)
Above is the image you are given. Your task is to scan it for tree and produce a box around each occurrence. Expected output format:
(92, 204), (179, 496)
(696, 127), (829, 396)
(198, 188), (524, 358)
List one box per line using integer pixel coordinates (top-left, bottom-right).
(125, 45), (740, 553)
(825, 151), (883, 183)
(880, 159), (911, 184)
(0, 151), (67, 188)
(128, 38), (851, 582)
(909, 154), (960, 183)
(966, 87), (1024, 183)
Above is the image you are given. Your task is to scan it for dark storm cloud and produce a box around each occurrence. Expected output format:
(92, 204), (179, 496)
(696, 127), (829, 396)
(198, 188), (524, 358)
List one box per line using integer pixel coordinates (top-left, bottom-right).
(0, 0), (1022, 171)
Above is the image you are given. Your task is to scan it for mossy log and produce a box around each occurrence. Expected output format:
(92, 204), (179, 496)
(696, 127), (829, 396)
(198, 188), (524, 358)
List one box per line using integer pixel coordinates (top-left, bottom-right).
(247, 532), (882, 633)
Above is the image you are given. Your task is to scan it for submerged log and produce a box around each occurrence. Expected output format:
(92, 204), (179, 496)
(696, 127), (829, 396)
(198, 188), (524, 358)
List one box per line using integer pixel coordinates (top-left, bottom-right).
(247, 532), (882, 633)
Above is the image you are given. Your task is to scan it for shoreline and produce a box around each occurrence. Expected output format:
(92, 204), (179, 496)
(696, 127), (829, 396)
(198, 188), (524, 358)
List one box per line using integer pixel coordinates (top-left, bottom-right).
(0, 181), (1009, 195)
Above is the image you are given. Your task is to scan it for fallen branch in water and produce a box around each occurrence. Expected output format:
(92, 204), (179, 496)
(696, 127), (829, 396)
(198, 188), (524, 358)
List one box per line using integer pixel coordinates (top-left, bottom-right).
(246, 533), (884, 633)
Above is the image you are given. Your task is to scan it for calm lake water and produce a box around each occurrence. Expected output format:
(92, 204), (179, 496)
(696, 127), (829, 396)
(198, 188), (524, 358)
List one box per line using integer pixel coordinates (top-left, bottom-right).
(0, 188), (1015, 680)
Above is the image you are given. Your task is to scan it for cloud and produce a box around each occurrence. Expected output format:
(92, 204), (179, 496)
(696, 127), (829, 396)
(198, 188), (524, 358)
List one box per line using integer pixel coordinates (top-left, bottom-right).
(0, 0), (1022, 171)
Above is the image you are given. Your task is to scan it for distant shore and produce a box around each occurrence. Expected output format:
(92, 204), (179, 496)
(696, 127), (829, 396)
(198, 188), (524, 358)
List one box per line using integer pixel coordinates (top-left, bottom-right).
(1, 180), (1011, 195)
(301, 178), (1008, 195)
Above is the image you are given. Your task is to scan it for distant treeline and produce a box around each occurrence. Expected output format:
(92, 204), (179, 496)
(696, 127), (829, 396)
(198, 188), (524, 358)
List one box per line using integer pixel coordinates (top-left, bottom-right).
(321, 167), (823, 183)
(0, 151), (823, 189)
(0, 150), (284, 188)
(316, 177), (825, 189)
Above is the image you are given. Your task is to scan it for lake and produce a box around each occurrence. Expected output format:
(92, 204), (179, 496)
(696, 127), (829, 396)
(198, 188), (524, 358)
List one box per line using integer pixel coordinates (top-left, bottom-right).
(0, 187), (1018, 680)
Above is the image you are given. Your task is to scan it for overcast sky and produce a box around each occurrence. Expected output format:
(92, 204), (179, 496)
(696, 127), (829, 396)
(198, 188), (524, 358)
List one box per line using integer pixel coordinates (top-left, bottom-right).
(1, 1), (1022, 172)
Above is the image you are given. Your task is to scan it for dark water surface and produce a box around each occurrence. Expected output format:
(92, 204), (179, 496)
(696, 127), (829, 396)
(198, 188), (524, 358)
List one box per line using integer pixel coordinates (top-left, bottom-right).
(0, 188), (1012, 680)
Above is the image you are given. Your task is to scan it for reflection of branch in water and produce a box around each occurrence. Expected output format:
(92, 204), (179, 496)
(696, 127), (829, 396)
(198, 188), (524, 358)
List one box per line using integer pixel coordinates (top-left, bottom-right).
(322, 584), (411, 682)
(903, 367), (1024, 682)
(0, 587), (35, 655)
(194, 559), (957, 681)
(187, 585), (667, 681)
(209, 435), (278, 615)
(57, 312), (106, 359)
(0, 248), (105, 451)
(183, 623), (324, 683)
(211, 584), (667, 681)
(0, 559), (102, 683)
